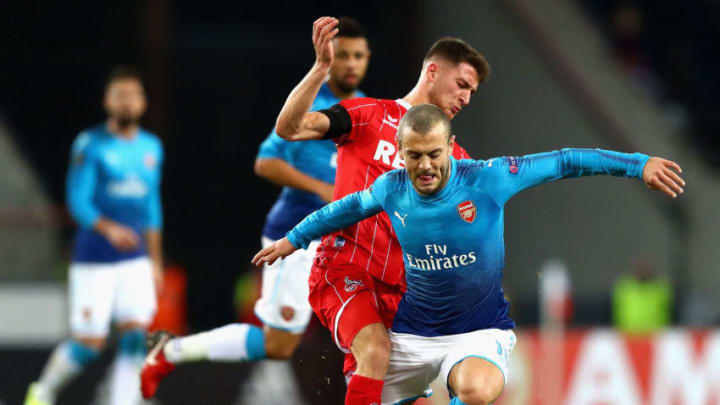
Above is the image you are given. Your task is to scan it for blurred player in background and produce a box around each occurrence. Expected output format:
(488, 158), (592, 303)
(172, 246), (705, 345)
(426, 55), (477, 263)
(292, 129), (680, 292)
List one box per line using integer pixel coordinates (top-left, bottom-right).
(25, 66), (164, 405)
(140, 17), (370, 400)
(268, 17), (485, 405)
(254, 103), (685, 404)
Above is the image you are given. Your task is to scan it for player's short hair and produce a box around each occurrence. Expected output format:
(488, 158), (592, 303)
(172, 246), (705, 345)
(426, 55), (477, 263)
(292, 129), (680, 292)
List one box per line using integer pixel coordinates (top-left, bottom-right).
(397, 104), (452, 146)
(336, 16), (366, 39)
(105, 65), (144, 91)
(424, 37), (490, 83)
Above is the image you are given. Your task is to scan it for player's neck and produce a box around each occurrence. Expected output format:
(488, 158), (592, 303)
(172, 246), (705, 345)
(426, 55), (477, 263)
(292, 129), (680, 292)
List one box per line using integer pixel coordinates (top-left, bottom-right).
(106, 119), (139, 139)
(326, 81), (356, 100)
(402, 84), (430, 107)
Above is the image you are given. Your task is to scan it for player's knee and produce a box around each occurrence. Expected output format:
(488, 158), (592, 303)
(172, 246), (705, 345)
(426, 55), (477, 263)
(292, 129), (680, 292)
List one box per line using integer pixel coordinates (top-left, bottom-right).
(456, 384), (497, 405)
(264, 329), (301, 360)
(356, 333), (391, 369)
(264, 337), (297, 359)
(75, 336), (106, 350)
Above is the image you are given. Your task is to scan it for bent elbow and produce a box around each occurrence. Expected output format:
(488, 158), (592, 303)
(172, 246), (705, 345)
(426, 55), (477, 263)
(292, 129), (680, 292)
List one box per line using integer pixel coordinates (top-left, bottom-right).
(274, 120), (296, 140)
(253, 158), (268, 177)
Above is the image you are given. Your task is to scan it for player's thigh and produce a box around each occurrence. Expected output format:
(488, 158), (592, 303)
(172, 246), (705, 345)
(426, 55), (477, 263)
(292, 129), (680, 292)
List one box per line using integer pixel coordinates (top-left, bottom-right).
(380, 331), (443, 405)
(308, 260), (382, 352)
(69, 263), (117, 338)
(441, 329), (516, 402)
(254, 237), (315, 334)
(113, 257), (157, 326)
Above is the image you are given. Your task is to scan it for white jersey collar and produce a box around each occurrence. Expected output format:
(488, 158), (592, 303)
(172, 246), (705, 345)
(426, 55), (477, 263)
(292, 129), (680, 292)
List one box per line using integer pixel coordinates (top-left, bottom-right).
(395, 98), (412, 111)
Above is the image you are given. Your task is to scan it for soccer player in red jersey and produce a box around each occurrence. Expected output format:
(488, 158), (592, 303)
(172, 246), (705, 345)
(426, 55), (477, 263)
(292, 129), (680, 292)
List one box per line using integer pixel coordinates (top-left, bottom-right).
(272, 16), (490, 405)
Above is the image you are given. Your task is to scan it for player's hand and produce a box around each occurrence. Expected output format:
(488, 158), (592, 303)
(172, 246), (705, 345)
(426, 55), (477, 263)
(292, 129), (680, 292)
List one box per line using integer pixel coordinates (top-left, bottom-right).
(251, 237), (298, 266)
(316, 181), (335, 203)
(313, 16), (339, 69)
(99, 220), (140, 250)
(642, 157), (685, 198)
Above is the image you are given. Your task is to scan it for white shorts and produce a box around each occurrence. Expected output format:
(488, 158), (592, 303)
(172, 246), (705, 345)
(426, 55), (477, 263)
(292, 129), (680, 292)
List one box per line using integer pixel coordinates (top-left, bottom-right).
(69, 256), (157, 337)
(254, 236), (318, 333)
(381, 328), (516, 405)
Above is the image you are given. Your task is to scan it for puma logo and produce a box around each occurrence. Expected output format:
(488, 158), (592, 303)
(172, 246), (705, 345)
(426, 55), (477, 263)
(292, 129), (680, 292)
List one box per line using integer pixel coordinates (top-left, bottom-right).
(394, 211), (408, 227)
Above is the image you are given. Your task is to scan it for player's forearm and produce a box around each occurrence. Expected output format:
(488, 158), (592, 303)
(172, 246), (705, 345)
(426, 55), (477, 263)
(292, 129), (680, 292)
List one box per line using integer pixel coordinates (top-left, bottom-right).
(555, 148), (649, 179)
(254, 158), (329, 196)
(93, 217), (115, 235)
(287, 190), (380, 249)
(146, 229), (163, 269)
(275, 63), (329, 139)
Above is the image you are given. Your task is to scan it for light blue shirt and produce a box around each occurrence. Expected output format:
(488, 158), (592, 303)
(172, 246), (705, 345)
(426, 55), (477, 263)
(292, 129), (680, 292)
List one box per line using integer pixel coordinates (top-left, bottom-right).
(67, 123), (163, 263)
(287, 148), (649, 336)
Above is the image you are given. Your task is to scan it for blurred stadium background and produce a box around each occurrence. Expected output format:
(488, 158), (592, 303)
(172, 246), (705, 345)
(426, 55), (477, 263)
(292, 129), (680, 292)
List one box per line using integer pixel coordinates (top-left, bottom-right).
(2, 1), (719, 404)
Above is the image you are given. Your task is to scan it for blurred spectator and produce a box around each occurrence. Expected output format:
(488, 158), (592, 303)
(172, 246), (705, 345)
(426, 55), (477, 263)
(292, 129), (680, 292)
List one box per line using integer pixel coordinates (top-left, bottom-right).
(609, 2), (659, 97)
(612, 256), (671, 334)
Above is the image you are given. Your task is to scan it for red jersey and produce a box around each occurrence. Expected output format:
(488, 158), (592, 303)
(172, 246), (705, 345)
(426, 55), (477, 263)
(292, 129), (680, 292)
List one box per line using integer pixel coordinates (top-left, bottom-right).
(315, 97), (471, 287)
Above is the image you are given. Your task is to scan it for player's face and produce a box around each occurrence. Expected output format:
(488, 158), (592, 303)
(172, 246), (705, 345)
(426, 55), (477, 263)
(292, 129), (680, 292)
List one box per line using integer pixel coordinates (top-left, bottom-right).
(400, 125), (455, 195)
(428, 61), (479, 119)
(329, 36), (370, 93)
(104, 78), (146, 127)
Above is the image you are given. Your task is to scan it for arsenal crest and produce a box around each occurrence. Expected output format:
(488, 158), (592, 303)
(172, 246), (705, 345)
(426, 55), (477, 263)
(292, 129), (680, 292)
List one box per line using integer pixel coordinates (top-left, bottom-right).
(457, 200), (476, 223)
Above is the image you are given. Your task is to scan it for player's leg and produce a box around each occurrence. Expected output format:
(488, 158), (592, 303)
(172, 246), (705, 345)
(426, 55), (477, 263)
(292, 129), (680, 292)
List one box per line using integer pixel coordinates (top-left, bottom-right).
(141, 322), (267, 398)
(376, 331), (438, 405)
(25, 264), (113, 405)
(141, 238), (317, 398)
(253, 237), (316, 359)
(448, 358), (504, 405)
(441, 329), (516, 405)
(110, 257), (157, 405)
(308, 263), (389, 405)
(345, 320), (390, 405)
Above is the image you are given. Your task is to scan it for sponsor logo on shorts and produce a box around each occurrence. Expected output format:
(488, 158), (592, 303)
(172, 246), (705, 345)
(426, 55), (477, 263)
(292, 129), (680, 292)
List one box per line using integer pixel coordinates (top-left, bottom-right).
(334, 236), (346, 248)
(280, 306), (295, 321)
(343, 276), (363, 292)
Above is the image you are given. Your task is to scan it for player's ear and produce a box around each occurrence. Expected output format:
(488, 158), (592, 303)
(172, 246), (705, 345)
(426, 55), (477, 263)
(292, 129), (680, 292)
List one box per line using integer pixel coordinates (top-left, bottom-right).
(448, 134), (455, 155)
(425, 62), (439, 83)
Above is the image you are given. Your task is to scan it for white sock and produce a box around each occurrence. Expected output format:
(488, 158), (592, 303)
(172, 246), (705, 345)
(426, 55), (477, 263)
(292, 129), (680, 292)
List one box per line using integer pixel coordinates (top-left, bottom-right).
(164, 323), (265, 363)
(109, 355), (143, 405)
(34, 341), (90, 403)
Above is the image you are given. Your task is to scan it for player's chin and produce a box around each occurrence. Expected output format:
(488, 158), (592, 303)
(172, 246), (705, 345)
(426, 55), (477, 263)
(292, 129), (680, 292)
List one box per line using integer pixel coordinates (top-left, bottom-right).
(413, 180), (440, 195)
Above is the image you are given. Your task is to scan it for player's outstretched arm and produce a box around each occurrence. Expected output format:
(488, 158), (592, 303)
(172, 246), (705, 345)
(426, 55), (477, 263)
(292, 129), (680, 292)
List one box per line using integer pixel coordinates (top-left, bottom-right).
(287, 189), (383, 251)
(641, 157), (685, 198)
(275, 17), (338, 141)
(252, 237), (297, 266)
(490, 149), (685, 204)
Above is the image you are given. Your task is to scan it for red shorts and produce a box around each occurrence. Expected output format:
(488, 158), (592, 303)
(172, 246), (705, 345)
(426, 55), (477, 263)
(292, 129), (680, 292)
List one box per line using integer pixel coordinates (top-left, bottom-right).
(308, 257), (404, 374)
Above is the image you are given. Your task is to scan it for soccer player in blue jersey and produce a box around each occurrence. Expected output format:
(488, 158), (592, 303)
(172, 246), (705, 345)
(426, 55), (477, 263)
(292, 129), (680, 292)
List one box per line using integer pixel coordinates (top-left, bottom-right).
(253, 104), (685, 405)
(140, 17), (371, 399)
(25, 66), (164, 405)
